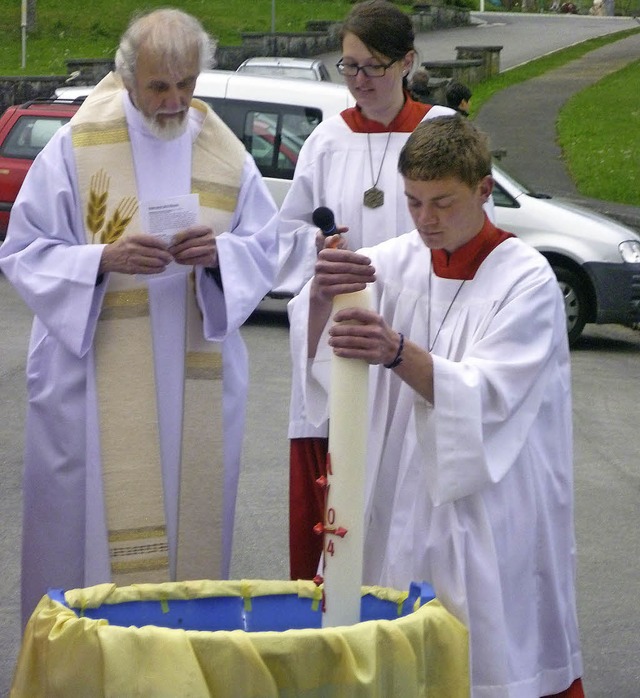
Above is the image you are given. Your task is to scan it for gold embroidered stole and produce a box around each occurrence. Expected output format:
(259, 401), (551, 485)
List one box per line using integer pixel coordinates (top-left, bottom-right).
(71, 72), (245, 584)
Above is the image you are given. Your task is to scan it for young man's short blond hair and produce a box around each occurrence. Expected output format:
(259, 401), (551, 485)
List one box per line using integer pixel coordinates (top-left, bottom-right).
(398, 115), (492, 188)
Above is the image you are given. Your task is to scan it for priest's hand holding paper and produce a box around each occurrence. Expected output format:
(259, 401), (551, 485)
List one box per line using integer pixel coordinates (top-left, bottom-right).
(99, 233), (173, 275)
(169, 225), (218, 268)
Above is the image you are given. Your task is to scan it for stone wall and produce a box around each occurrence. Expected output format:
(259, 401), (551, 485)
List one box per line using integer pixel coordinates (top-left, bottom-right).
(0, 60), (114, 115)
(420, 45), (503, 89)
(420, 58), (485, 86)
(0, 75), (68, 114)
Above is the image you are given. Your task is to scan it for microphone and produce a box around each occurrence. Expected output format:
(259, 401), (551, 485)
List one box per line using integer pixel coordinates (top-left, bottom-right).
(312, 206), (337, 237)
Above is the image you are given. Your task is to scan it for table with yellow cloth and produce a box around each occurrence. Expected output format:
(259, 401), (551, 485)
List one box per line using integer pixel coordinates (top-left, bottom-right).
(11, 579), (469, 697)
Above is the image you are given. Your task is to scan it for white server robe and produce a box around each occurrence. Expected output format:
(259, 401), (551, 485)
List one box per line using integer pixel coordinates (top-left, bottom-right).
(276, 107), (453, 439)
(289, 230), (583, 697)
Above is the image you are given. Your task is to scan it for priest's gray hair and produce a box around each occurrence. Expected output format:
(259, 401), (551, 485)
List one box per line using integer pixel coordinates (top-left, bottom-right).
(115, 9), (217, 86)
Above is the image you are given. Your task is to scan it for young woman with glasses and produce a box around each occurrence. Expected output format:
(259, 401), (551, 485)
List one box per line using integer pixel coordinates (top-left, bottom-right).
(276, 0), (453, 582)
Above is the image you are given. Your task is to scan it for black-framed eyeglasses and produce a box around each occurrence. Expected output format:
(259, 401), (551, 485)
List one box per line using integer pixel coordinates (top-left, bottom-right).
(336, 58), (397, 78)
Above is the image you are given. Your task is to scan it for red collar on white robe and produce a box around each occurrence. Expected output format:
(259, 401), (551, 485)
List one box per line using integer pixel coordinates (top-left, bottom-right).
(341, 93), (432, 133)
(431, 216), (514, 280)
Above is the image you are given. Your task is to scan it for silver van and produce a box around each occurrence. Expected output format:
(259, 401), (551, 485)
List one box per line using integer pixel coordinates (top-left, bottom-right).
(235, 57), (332, 82)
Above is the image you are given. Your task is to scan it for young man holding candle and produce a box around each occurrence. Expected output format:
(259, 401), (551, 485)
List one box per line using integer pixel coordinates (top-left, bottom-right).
(288, 115), (584, 697)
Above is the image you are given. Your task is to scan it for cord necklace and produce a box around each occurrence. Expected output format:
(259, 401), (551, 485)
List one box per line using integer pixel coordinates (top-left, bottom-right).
(363, 131), (392, 209)
(427, 262), (466, 352)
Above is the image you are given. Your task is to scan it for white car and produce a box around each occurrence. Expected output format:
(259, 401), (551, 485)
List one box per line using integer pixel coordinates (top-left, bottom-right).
(54, 73), (640, 343)
(490, 167), (640, 343)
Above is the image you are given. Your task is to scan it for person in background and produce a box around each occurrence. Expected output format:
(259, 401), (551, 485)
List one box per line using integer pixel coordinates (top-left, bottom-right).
(445, 80), (473, 117)
(0, 8), (277, 626)
(290, 114), (584, 698)
(408, 67), (432, 103)
(275, 0), (454, 581)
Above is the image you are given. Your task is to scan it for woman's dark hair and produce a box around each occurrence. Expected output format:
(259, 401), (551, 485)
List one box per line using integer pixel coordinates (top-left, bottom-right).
(340, 0), (415, 63)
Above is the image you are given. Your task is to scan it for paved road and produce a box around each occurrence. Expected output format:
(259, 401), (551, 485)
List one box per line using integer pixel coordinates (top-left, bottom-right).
(427, 12), (640, 70)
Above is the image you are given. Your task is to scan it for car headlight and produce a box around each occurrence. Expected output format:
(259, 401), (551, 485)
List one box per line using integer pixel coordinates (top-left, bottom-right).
(619, 240), (640, 263)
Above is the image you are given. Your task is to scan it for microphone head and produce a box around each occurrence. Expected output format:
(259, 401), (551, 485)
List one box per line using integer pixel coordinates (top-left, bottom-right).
(312, 206), (337, 236)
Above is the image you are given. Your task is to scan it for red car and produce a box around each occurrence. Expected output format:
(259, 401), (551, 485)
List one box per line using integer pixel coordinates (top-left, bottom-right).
(0, 99), (80, 240)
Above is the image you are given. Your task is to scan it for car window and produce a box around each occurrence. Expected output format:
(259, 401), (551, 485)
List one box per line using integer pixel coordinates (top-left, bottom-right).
(244, 111), (282, 171)
(491, 180), (519, 209)
(199, 97), (322, 180)
(0, 115), (69, 160)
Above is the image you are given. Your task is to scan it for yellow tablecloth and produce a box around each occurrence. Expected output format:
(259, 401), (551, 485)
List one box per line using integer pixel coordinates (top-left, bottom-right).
(11, 579), (469, 697)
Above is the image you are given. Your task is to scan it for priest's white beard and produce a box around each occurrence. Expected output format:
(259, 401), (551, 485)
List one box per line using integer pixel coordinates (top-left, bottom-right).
(143, 110), (189, 141)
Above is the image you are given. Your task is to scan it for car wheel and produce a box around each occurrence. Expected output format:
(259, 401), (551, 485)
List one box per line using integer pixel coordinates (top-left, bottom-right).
(552, 265), (588, 346)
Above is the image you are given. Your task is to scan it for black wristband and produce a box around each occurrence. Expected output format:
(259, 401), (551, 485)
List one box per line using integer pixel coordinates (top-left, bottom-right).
(384, 332), (404, 369)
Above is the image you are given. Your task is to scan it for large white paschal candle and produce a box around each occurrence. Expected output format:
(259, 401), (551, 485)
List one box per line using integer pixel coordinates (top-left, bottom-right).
(321, 287), (371, 628)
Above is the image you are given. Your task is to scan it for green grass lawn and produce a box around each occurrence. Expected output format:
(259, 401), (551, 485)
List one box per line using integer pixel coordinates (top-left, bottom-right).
(557, 59), (640, 206)
(0, 0), (412, 76)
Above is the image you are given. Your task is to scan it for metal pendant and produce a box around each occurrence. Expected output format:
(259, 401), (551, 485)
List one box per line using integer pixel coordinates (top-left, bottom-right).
(363, 186), (384, 209)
